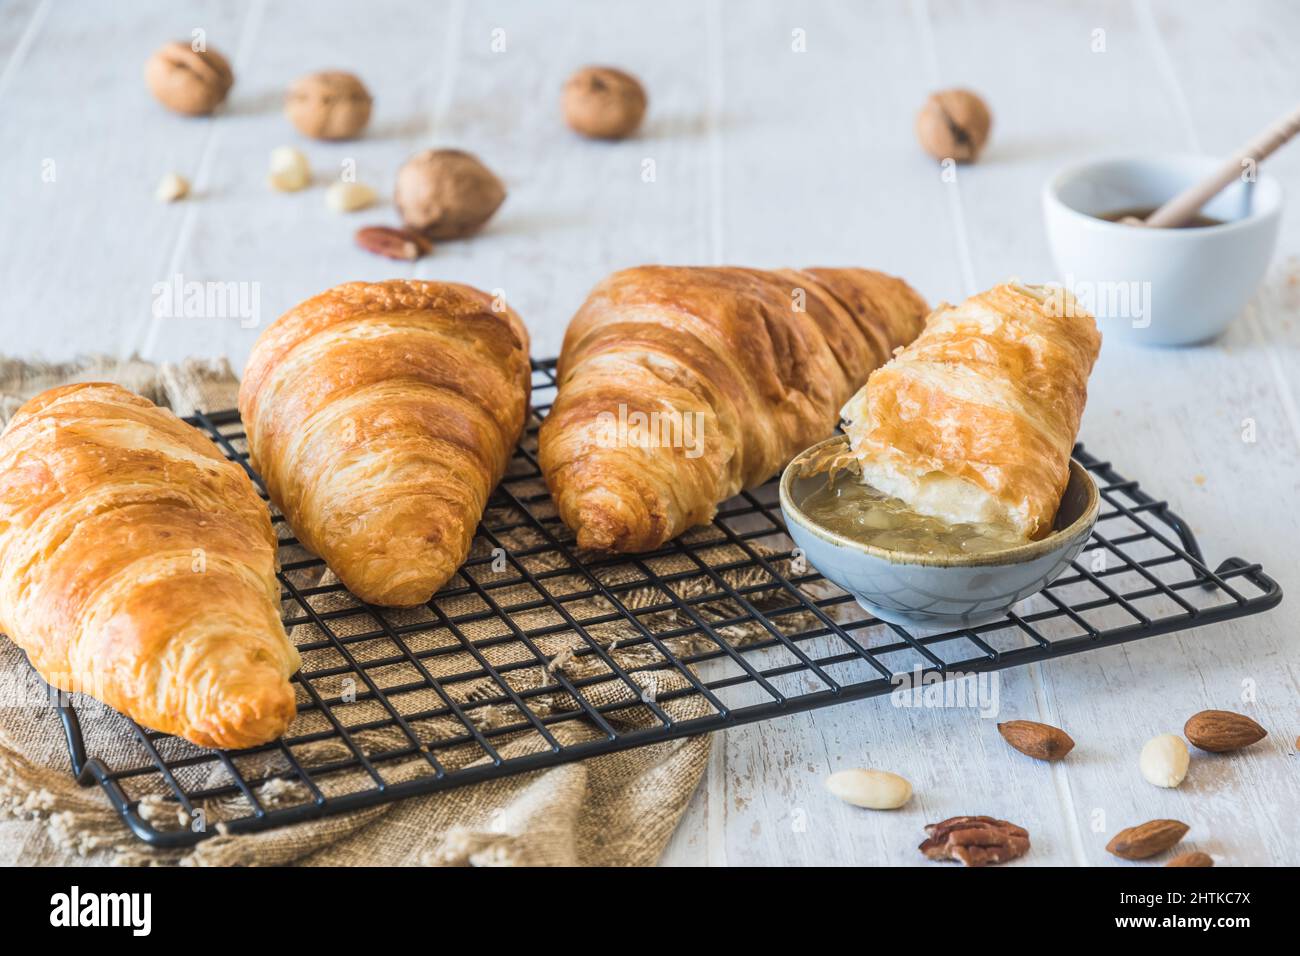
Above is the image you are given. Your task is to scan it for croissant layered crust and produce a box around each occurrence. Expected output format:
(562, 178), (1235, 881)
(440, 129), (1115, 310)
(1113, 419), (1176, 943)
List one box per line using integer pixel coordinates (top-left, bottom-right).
(239, 280), (531, 607)
(841, 282), (1102, 539)
(539, 266), (928, 552)
(0, 383), (299, 749)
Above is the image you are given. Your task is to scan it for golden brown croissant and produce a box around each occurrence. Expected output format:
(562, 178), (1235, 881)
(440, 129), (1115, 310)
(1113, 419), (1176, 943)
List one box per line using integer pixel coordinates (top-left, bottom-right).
(841, 282), (1102, 539)
(0, 383), (299, 749)
(239, 280), (531, 607)
(538, 266), (928, 552)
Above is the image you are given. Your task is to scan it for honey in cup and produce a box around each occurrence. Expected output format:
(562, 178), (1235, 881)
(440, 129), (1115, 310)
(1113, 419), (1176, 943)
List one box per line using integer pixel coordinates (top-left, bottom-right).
(798, 475), (1025, 558)
(1097, 205), (1225, 228)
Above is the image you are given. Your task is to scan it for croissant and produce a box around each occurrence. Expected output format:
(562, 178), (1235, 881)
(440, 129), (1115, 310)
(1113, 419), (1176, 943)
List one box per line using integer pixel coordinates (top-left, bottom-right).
(0, 383), (299, 749)
(538, 265), (928, 552)
(239, 280), (531, 607)
(840, 282), (1102, 539)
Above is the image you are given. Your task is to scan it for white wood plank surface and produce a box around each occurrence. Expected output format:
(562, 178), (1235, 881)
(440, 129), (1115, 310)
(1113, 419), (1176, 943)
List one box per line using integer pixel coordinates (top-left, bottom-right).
(0, 0), (1296, 866)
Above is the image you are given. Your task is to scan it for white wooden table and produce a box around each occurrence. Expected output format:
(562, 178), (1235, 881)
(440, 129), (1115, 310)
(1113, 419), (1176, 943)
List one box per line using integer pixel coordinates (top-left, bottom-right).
(1, 0), (1296, 866)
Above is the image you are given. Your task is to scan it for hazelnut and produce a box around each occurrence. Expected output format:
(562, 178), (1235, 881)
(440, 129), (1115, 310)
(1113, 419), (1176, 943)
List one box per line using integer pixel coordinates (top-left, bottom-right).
(915, 89), (992, 163)
(394, 149), (506, 240)
(145, 41), (233, 116)
(562, 66), (647, 140)
(286, 71), (372, 141)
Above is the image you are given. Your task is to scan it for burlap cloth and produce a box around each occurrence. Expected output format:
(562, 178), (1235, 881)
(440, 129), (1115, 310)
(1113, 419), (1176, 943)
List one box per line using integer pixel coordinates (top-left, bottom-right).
(0, 356), (808, 867)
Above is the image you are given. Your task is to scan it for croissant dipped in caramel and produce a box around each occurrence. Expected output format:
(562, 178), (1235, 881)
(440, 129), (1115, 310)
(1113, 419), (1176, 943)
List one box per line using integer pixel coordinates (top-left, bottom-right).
(539, 266), (928, 552)
(239, 280), (531, 607)
(0, 383), (299, 749)
(840, 282), (1101, 539)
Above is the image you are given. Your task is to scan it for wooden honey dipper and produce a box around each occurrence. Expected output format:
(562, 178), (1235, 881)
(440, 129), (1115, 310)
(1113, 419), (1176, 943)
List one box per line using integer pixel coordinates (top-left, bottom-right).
(1125, 103), (1300, 228)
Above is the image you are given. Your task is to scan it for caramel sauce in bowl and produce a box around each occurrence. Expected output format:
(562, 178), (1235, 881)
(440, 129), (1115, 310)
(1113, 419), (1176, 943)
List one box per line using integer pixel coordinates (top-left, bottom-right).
(778, 436), (1100, 628)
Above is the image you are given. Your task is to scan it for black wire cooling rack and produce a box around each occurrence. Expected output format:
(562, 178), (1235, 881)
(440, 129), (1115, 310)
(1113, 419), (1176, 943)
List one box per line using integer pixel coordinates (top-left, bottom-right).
(50, 359), (1281, 848)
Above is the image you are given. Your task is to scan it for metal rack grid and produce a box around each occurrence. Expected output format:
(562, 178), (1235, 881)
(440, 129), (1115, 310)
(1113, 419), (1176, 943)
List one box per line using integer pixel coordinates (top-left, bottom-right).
(53, 359), (1282, 847)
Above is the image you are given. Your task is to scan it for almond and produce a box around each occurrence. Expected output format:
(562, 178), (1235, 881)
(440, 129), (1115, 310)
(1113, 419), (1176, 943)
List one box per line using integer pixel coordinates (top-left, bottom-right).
(1166, 851), (1214, 868)
(997, 719), (1075, 761)
(1184, 710), (1266, 753)
(825, 768), (912, 810)
(355, 226), (433, 261)
(1106, 819), (1189, 860)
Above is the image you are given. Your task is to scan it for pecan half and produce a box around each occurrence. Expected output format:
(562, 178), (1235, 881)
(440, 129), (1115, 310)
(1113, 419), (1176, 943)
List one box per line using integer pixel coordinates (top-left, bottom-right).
(355, 225), (433, 261)
(919, 815), (1030, 866)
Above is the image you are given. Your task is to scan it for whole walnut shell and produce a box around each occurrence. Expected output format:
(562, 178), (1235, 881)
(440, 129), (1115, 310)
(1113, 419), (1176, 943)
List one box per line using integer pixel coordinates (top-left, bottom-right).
(286, 71), (372, 141)
(562, 66), (647, 140)
(395, 149), (506, 240)
(145, 41), (233, 116)
(915, 89), (992, 163)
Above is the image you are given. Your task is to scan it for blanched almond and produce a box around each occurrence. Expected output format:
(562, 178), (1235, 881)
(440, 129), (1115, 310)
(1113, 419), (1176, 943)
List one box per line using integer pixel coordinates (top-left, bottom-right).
(268, 146), (311, 192)
(154, 172), (190, 202)
(326, 180), (376, 212)
(826, 768), (912, 810)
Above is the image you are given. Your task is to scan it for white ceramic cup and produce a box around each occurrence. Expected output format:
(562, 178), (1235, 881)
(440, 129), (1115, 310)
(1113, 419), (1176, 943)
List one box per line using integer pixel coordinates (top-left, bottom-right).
(1042, 154), (1282, 346)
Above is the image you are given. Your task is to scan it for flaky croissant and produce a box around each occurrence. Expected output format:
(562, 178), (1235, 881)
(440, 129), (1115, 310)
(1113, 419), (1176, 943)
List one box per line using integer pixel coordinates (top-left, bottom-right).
(0, 383), (299, 749)
(239, 280), (531, 607)
(841, 282), (1102, 539)
(538, 266), (928, 552)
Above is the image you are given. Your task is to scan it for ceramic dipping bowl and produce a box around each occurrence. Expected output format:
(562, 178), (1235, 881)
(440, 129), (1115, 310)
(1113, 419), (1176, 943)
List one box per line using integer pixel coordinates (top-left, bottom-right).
(1042, 153), (1283, 345)
(779, 437), (1100, 628)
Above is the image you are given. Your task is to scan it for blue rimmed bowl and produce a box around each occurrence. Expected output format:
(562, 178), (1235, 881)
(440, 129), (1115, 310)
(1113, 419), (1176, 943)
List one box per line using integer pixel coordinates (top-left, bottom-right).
(779, 437), (1100, 628)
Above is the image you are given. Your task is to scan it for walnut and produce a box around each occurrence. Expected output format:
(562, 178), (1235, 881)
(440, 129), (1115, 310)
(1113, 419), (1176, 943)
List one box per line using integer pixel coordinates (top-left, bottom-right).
(145, 41), (233, 116)
(915, 89), (992, 163)
(919, 815), (1029, 866)
(394, 149), (506, 240)
(562, 66), (647, 140)
(286, 71), (372, 141)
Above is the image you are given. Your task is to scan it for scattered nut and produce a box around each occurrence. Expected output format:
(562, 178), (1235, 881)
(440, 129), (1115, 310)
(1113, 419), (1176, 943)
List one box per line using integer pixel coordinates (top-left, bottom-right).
(562, 65), (647, 140)
(825, 768), (912, 810)
(1106, 819), (1189, 860)
(997, 720), (1075, 761)
(154, 172), (190, 202)
(915, 88), (991, 163)
(268, 146), (311, 192)
(1166, 850), (1214, 868)
(919, 816), (1029, 867)
(355, 225), (433, 261)
(145, 41), (233, 116)
(326, 181), (377, 213)
(394, 149), (506, 239)
(286, 71), (372, 140)
(1139, 733), (1190, 788)
(1184, 710), (1267, 753)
